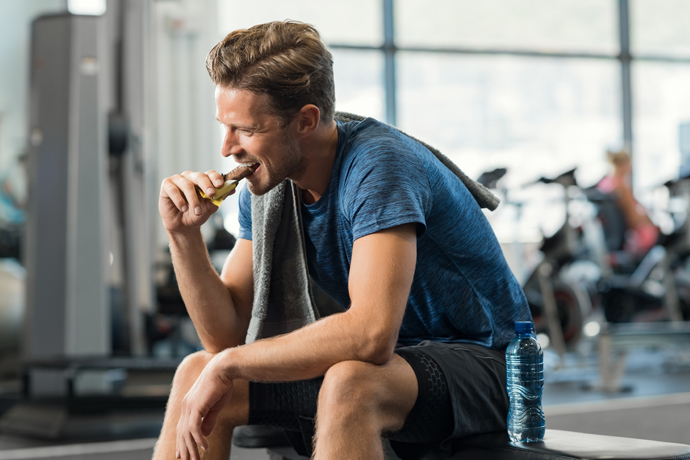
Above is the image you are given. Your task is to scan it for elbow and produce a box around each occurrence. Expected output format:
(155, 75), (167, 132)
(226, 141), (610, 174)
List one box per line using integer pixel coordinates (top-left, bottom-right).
(358, 330), (398, 366)
(198, 320), (247, 354)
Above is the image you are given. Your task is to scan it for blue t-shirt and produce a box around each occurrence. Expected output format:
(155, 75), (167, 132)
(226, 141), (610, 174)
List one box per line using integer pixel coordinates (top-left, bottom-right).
(238, 118), (530, 349)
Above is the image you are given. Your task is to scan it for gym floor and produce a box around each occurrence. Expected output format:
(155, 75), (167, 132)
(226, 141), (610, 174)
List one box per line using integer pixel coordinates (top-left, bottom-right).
(0, 343), (688, 459)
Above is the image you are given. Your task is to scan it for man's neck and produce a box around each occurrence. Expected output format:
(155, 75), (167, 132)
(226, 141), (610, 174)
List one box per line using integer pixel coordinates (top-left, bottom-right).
(294, 121), (339, 205)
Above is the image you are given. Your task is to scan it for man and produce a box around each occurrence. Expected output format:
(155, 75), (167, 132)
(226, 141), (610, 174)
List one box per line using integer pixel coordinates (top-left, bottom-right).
(155, 20), (530, 460)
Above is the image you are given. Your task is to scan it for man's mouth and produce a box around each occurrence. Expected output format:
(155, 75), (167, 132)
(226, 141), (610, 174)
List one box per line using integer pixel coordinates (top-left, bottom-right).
(236, 162), (260, 177)
(221, 162), (260, 183)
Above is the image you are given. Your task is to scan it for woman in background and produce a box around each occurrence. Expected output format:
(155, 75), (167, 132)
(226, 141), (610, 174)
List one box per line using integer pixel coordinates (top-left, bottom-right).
(597, 149), (659, 255)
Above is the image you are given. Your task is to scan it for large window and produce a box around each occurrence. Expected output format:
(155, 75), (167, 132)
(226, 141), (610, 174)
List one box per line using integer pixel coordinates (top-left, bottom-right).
(397, 54), (620, 185)
(630, 0), (690, 197)
(632, 63), (690, 193)
(396, 0), (619, 54)
(630, 0), (690, 58)
(216, 0), (690, 238)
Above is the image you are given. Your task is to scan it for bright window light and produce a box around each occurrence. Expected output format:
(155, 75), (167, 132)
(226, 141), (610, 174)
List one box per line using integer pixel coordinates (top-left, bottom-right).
(68, 0), (106, 15)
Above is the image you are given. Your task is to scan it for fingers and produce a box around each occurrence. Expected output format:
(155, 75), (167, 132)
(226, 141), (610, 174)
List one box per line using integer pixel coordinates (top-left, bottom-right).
(161, 171), (223, 216)
(176, 406), (185, 459)
(190, 409), (208, 452)
(160, 172), (199, 215)
(187, 170), (217, 197)
(201, 381), (234, 436)
(175, 361), (234, 459)
(160, 177), (190, 214)
(205, 170), (225, 189)
(183, 426), (202, 460)
(177, 397), (209, 460)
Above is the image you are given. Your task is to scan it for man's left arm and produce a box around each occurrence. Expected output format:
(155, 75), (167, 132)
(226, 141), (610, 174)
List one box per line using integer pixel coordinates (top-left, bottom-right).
(177, 223), (417, 450)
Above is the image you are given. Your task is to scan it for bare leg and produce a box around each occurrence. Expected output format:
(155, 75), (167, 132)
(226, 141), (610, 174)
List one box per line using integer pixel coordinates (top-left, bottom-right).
(152, 351), (249, 460)
(313, 355), (418, 460)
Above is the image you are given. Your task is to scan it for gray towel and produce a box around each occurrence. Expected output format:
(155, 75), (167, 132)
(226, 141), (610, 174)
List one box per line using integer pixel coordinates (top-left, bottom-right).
(246, 112), (499, 343)
(246, 180), (318, 343)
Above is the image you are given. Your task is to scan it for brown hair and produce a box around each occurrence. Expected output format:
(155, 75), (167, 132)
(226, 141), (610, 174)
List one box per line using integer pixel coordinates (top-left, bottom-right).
(206, 21), (335, 126)
(606, 149), (631, 166)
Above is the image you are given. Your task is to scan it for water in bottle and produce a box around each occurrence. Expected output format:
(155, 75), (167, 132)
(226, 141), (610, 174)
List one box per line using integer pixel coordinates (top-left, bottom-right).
(506, 321), (545, 442)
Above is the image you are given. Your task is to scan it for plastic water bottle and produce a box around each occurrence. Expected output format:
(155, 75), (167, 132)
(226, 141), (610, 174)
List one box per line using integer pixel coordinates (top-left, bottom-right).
(506, 321), (545, 442)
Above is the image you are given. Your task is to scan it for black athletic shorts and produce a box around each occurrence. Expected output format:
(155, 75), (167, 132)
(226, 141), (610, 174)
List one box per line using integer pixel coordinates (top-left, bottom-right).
(247, 341), (509, 456)
(405, 341), (509, 440)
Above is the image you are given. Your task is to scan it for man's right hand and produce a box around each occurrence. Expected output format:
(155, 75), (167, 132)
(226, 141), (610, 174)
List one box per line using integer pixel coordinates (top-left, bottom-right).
(159, 170), (230, 233)
(158, 169), (255, 353)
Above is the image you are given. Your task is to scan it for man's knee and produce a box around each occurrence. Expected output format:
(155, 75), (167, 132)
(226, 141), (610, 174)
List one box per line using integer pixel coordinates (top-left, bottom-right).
(319, 360), (382, 415)
(169, 350), (249, 428)
(172, 350), (216, 389)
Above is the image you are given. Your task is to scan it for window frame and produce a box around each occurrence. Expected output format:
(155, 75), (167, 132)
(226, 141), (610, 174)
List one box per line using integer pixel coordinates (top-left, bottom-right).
(327, 0), (690, 171)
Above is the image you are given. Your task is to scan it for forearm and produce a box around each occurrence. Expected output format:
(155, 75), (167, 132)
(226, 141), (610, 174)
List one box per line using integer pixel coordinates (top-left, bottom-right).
(217, 309), (396, 383)
(168, 230), (245, 351)
(213, 225), (416, 382)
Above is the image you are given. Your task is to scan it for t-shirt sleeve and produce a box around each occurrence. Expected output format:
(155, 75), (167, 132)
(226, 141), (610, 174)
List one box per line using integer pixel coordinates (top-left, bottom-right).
(343, 139), (432, 241)
(237, 184), (252, 241)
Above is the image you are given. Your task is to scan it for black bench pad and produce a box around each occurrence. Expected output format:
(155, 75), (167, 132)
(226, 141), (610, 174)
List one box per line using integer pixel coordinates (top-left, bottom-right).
(449, 429), (690, 460)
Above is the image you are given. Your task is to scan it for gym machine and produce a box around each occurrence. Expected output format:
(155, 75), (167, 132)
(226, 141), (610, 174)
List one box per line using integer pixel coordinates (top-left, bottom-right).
(0, 5), (176, 440)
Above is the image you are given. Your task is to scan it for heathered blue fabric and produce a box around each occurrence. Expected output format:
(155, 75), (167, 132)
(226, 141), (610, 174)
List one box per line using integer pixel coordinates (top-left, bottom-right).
(237, 118), (530, 349)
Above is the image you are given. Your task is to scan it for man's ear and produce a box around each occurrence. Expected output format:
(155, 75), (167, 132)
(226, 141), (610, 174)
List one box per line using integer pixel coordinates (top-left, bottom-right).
(293, 104), (320, 139)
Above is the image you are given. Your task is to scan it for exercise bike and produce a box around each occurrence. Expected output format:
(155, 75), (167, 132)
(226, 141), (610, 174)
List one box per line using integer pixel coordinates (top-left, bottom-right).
(584, 179), (690, 325)
(478, 168), (597, 360)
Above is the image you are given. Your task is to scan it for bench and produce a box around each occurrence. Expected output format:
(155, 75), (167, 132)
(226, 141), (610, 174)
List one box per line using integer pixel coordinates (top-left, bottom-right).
(234, 427), (690, 460)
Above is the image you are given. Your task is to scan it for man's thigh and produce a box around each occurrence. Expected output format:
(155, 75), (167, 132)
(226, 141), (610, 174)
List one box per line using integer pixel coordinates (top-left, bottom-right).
(247, 354), (418, 433)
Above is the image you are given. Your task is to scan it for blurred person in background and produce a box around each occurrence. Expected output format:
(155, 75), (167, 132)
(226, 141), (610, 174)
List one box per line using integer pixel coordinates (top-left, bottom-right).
(597, 149), (659, 256)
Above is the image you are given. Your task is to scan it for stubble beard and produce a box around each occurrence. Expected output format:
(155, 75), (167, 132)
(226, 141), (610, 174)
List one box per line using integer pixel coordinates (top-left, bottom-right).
(247, 136), (305, 196)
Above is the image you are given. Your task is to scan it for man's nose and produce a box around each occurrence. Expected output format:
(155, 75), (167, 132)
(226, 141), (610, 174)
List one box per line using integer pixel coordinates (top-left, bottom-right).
(221, 131), (242, 157)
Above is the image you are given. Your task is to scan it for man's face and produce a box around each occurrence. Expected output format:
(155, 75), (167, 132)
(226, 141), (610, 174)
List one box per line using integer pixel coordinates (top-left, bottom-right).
(215, 86), (305, 195)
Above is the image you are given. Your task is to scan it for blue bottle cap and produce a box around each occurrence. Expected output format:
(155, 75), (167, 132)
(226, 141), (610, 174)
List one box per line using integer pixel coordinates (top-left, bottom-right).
(515, 321), (533, 334)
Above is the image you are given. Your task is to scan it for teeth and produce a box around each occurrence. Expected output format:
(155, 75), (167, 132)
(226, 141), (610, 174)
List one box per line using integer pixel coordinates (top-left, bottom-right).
(237, 162), (257, 167)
